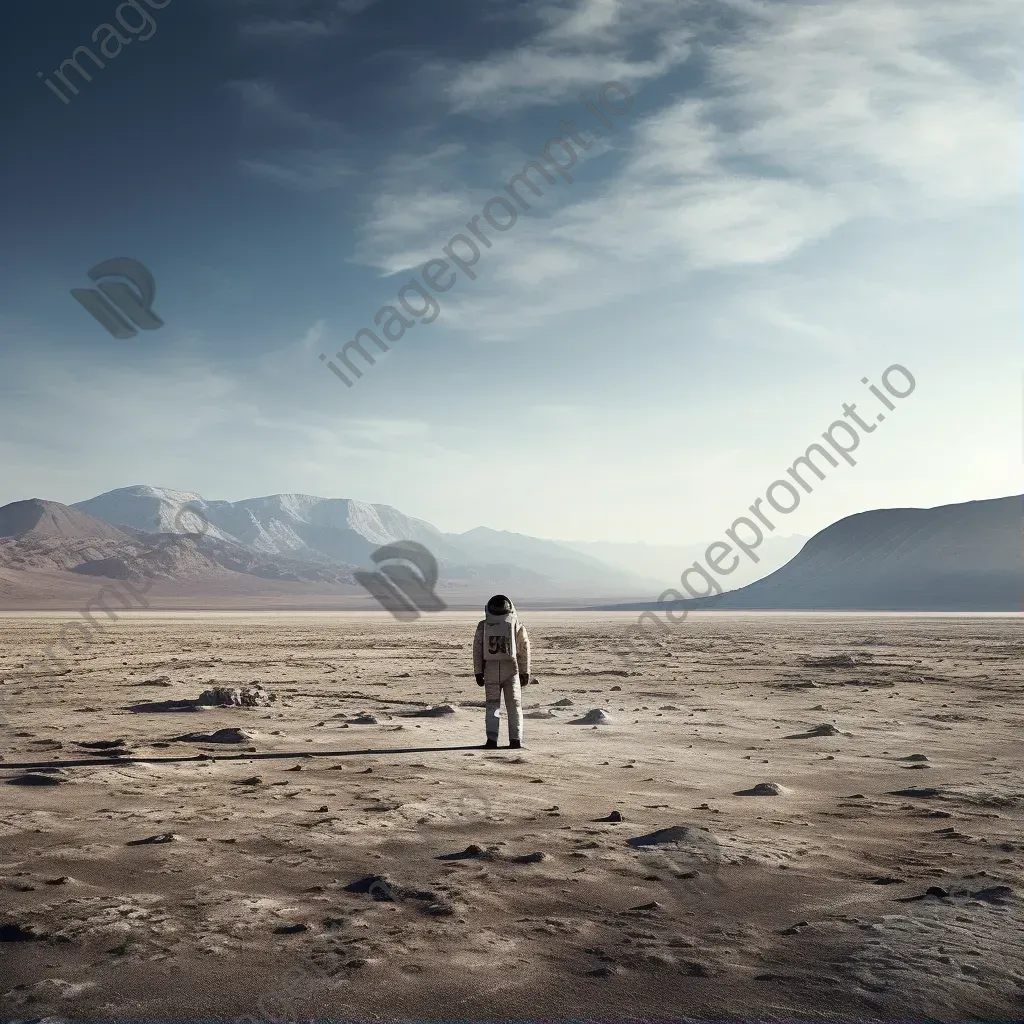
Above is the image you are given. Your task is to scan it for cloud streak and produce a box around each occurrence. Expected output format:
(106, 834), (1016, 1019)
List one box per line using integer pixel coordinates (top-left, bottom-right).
(353, 0), (1022, 339)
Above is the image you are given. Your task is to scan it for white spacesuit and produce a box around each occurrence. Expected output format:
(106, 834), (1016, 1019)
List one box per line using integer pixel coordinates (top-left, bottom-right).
(473, 594), (532, 749)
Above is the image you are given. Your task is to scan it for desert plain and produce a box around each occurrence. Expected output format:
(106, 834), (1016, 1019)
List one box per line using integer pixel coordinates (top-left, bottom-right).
(0, 610), (1021, 1022)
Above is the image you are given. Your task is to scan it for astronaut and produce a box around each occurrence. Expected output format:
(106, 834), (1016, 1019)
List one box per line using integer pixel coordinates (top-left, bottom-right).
(473, 594), (532, 749)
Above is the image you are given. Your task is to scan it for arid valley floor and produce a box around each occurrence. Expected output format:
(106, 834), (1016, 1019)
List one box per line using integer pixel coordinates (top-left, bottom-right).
(0, 612), (1021, 1022)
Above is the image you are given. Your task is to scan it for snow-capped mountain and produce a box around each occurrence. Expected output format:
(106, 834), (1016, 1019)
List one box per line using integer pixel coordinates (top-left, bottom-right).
(70, 486), (658, 594)
(72, 487), (450, 564)
(73, 485), (235, 543)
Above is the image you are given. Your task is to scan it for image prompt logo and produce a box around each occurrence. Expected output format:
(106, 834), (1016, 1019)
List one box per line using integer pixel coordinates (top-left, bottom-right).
(71, 257), (164, 339)
(356, 541), (447, 622)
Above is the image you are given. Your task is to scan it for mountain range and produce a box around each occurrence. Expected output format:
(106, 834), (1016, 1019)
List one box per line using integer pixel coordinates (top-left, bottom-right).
(2, 485), (767, 608)
(0, 486), (1016, 611)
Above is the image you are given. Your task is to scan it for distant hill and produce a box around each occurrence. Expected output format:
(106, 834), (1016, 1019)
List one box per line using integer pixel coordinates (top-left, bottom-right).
(0, 499), (128, 543)
(609, 495), (1023, 613)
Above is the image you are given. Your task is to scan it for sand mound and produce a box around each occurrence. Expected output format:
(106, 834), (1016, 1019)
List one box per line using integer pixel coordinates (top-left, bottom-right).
(627, 825), (716, 849)
(570, 709), (613, 725)
(626, 825), (724, 873)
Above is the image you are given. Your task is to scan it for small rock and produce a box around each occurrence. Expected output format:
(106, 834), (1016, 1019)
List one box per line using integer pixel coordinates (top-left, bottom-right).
(734, 782), (784, 797)
(424, 900), (456, 917)
(126, 832), (180, 846)
(786, 723), (843, 738)
(682, 960), (715, 977)
(345, 875), (399, 900)
(570, 709), (614, 725)
(197, 685), (274, 708)
(409, 704), (457, 718)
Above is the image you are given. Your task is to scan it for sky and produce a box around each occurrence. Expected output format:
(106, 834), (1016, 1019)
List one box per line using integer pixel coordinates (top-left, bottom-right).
(0, 0), (1020, 545)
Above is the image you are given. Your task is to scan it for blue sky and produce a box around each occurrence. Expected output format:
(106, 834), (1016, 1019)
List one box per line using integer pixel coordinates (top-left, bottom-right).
(0, 0), (1020, 544)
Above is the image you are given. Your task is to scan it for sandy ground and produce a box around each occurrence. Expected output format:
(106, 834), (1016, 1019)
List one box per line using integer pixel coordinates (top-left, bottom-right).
(0, 611), (1021, 1023)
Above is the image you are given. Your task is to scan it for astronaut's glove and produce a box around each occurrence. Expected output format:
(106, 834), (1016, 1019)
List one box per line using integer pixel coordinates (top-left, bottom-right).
(475, 673), (485, 686)
(519, 672), (531, 686)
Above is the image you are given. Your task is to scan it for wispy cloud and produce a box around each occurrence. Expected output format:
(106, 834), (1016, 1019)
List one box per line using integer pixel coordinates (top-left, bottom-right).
(240, 149), (354, 190)
(300, 319), (327, 351)
(355, 0), (1023, 338)
(226, 79), (345, 137)
(437, 0), (694, 114)
(232, 0), (383, 42)
(239, 19), (336, 41)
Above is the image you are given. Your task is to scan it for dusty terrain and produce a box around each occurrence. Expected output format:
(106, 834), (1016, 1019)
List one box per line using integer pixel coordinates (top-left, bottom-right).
(0, 611), (1021, 1022)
